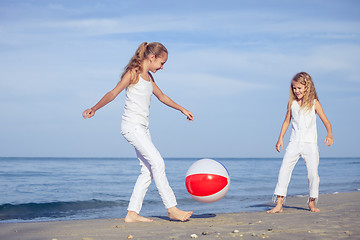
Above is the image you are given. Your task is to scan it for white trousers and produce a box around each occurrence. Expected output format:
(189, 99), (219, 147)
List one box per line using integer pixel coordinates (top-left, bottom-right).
(121, 121), (177, 213)
(274, 141), (320, 199)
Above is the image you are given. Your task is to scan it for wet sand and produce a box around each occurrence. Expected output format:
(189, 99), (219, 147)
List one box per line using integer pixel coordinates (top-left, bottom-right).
(1, 192), (359, 240)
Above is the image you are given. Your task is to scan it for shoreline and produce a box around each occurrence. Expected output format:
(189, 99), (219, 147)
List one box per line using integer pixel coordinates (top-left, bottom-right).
(1, 192), (359, 240)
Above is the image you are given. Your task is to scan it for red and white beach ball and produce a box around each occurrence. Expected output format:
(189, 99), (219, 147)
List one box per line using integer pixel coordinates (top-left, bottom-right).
(185, 159), (230, 203)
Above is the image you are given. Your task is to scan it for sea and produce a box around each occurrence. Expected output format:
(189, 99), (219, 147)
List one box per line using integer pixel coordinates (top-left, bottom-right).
(0, 157), (359, 222)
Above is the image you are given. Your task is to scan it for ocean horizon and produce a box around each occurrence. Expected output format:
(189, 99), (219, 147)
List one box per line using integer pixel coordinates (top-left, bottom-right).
(0, 157), (359, 222)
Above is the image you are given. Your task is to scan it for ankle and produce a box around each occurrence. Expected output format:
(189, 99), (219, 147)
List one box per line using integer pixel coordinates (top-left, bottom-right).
(274, 196), (283, 206)
(167, 206), (177, 213)
(308, 197), (318, 204)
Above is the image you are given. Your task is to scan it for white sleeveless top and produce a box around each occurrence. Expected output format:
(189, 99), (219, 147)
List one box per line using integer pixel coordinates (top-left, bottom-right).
(122, 75), (153, 126)
(289, 100), (317, 143)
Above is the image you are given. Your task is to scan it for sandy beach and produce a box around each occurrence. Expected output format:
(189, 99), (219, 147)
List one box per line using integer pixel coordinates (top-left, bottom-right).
(1, 192), (359, 240)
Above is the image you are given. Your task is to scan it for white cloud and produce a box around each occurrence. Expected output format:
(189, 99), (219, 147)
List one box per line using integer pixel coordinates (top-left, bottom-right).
(2, 8), (359, 42)
(41, 15), (360, 41)
(307, 44), (360, 72)
(36, 15), (200, 36)
(160, 72), (271, 97)
(167, 43), (360, 76)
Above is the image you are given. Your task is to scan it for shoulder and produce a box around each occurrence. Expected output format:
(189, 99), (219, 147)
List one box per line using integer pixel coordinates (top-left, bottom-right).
(314, 99), (326, 115)
(124, 69), (140, 85)
(290, 100), (297, 109)
(123, 69), (137, 79)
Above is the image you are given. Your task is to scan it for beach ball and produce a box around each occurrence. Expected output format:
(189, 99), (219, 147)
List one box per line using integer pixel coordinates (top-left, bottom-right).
(185, 159), (230, 203)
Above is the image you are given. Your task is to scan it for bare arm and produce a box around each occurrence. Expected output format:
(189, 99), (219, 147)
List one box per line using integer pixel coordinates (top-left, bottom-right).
(276, 110), (291, 152)
(82, 72), (132, 119)
(152, 80), (194, 121)
(315, 100), (333, 146)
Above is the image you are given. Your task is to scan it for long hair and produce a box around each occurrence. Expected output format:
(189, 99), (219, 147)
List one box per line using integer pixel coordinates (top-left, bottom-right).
(287, 72), (318, 111)
(121, 42), (168, 84)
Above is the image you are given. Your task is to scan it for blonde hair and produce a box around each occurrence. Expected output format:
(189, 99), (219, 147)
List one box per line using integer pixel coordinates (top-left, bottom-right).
(287, 72), (318, 111)
(121, 42), (168, 84)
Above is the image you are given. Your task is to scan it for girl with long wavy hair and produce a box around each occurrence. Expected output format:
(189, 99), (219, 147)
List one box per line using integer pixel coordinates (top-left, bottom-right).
(83, 42), (193, 222)
(267, 72), (333, 213)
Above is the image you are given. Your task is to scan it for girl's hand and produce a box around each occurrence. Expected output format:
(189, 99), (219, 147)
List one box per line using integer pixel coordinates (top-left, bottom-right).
(276, 139), (283, 152)
(324, 136), (333, 146)
(182, 109), (194, 121)
(83, 108), (95, 119)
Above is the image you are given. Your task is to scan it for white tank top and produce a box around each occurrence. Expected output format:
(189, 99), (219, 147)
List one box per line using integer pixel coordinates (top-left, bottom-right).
(122, 75), (153, 126)
(289, 100), (317, 143)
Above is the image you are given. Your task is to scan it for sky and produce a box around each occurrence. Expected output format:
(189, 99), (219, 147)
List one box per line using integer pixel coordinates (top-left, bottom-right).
(0, 0), (359, 158)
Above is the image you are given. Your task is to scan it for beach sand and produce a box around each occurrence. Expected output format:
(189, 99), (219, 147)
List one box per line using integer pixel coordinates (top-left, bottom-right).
(1, 192), (359, 240)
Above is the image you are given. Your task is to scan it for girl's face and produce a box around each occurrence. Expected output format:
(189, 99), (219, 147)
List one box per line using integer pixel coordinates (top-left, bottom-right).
(292, 81), (306, 100)
(148, 52), (168, 73)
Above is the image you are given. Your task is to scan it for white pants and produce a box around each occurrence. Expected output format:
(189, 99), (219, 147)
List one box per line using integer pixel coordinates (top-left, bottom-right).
(121, 121), (177, 213)
(274, 141), (320, 199)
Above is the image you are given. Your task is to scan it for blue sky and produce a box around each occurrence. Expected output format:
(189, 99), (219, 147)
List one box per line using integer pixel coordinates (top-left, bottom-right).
(0, 0), (359, 158)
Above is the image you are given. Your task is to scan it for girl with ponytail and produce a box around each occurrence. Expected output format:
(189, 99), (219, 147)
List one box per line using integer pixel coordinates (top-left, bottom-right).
(83, 42), (193, 222)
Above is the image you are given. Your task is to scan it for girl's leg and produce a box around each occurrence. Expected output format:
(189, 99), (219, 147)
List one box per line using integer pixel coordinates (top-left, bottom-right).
(134, 129), (192, 221)
(128, 149), (153, 212)
(122, 124), (192, 221)
(274, 142), (301, 198)
(302, 143), (320, 212)
(268, 142), (300, 213)
(132, 128), (177, 209)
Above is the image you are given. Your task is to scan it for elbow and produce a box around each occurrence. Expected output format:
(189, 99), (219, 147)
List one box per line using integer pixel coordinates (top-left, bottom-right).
(107, 91), (117, 101)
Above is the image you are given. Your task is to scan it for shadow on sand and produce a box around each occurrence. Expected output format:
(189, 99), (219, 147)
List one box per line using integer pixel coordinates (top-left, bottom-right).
(251, 203), (309, 211)
(153, 213), (216, 221)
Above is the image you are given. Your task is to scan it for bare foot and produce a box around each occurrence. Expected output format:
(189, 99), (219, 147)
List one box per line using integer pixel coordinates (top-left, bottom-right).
(308, 199), (320, 212)
(267, 196), (284, 213)
(267, 204), (283, 213)
(168, 207), (193, 221)
(124, 211), (153, 223)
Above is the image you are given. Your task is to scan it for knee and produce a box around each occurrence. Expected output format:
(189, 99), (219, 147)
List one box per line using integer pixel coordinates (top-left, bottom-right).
(307, 170), (319, 181)
(151, 161), (165, 173)
(145, 152), (166, 172)
(140, 169), (152, 181)
(140, 167), (151, 176)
